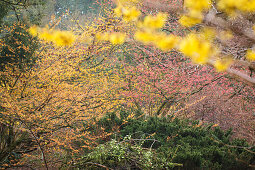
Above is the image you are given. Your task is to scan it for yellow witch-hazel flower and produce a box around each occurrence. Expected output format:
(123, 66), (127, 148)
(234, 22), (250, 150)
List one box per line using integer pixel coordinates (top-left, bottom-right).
(134, 30), (156, 44)
(28, 25), (38, 36)
(178, 33), (213, 64)
(96, 32), (126, 45)
(29, 26), (75, 46)
(217, 0), (240, 16)
(135, 30), (179, 51)
(154, 33), (179, 51)
(214, 58), (233, 72)
(96, 32), (110, 41)
(180, 0), (211, 27)
(179, 10), (203, 27)
(122, 6), (141, 22)
(179, 15), (202, 27)
(184, 0), (211, 12)
(139, 12), (168, 30)
(52, 31), (75, 46)
(114, 5), (141, 22)
(246, 49), (255, 61)
(217, 0), (255, 15)
(201, 27), (216, 41)
(38, 29), (54, 41)
(109, 32), (126, 45)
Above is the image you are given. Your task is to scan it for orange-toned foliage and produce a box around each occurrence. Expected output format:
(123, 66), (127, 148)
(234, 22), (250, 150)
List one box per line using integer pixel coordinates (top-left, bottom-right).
(0, 11), (129, 167)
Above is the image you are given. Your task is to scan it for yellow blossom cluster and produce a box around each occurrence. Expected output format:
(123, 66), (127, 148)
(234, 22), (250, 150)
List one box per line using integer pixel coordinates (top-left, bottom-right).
(135, 30), (178, 51)
(214, 58), (233, 72)
(29, 26), (75, 46)
(114, 5), (141, 22)
(111, 0), (243, 72)
(29, 0), (255, 73)
(134, 12), (178, 51)
(246, 49), (255, 61)
(139, 12), (168, 30)
(179, 0), (211, 27)
(96, 32), (126, 45)
(217, 0), (255, 15)
(114, 0), (141, 22)
(179, 33), (213, 64)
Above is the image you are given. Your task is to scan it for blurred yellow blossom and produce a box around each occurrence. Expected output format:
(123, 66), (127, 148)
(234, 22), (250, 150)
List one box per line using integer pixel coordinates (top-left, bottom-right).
(179, 15), (202, 27)
(201, 27), (216, 41)
(114, 5), (140, 22)
(109, 32), (126, 44)
(216, 0), (255, 15)
(96, 32), (110, 41)
(134, 30), (155, 44)
(246, 49), (255, 61)
(179, 33), (212, 64)
(179, 10), (203, 27)
(29, 26), (75, 46)
(141, 12), (168, 30)
(184, 0), (211, 11)
(114, 5), (124, 17)
(28, 25), (38, 36)
(38, 29), (54, 41)
(96, 32), (126, 44)
(156, 35), (179, 51)
(122, 6), (141, 22)
(52, 31), (75, 46)
(214, 58), (233, 72)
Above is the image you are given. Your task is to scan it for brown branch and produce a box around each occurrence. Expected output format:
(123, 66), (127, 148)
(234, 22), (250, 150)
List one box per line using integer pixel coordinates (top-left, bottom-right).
(208, 60), (255, 86)
(85, 162), (113, 170)
(204, 9), (255, 43)
(6, 99), (49, 170)
(227, 67), (255, 85)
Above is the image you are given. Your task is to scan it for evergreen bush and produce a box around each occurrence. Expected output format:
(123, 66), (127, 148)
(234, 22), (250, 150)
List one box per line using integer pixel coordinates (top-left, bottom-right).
(82, 110), (255, 169)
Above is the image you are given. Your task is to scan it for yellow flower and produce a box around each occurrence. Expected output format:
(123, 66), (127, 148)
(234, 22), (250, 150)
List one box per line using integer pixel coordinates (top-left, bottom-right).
(214, 58), (233, 72)
(134, 30), (155, 44)
(96, 32), (110, 41)
(179, 10), (203, 27)
(246, 49), (255, 61)
(114, 5), (140, 22)
(217, 0), (252, 15)
(123, 6), (141, 22)
(179, 15), (202, 27)
(184, 0), (211, 11)
(52, 31), (75, 46)
(155, 35), (179, 51)
(179, 34), (198, 56)
(179, 33), (212, 64)
(240, 1), (255, 12)
(28, 25), (38, 37)
(38, 30), (54, 41)
(114, 5), (123, 17)
(109, 32), (126, 45)
(201, 27), (216, 41)
(142, 12), (168, 30)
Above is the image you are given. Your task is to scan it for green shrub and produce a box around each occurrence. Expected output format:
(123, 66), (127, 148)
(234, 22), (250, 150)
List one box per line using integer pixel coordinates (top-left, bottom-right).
(87, 110), (255, 170)
(75, 135), (182, 169)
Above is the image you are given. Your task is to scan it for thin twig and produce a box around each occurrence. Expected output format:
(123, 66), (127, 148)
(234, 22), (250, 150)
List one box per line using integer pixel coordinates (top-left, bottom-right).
(85, 162), (113, 170)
